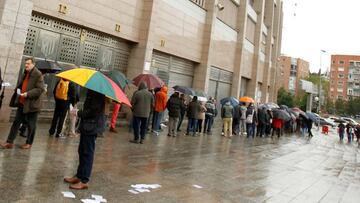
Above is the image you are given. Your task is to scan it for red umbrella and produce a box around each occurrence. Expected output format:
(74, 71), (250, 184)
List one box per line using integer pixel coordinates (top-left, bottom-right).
(132, 74), (165, 89)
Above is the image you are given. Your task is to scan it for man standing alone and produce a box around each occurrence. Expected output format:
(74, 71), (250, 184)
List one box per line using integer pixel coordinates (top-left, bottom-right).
(1, 58), (44, 149)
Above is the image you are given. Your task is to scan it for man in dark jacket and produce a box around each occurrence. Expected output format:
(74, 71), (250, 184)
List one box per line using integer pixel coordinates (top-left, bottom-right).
(1, 58), (44, 149)
(256, 107), (267, 137)
(186, 96), (200, 136)
(232, 103), (241, 135)
(49, 78), (76, 137)
(130, 82), (154, 144)
(64, 89), (105, 190)
(177, 94), (187, 131)
(166, 92), (181, 137)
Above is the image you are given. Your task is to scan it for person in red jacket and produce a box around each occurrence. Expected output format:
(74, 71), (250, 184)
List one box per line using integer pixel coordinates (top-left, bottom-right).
(152, 86), (168, 135)
(272, 118), (283, 138)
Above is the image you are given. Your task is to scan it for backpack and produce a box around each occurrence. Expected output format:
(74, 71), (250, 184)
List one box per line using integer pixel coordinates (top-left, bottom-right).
(55, 79), (69, 100)
(246, 110), (254, 124)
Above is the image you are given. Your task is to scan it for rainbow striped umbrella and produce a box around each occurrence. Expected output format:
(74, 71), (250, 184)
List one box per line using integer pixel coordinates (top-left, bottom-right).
(56, 68), (131, 107)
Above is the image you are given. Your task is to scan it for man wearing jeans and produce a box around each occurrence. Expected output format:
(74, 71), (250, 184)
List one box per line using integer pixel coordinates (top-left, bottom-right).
(152, 86), (167, 135)
(204, 98), (216, 134)
(130, 82), (154, 144)
(1, 58), (44, 149)
(186, 96), (200, 136)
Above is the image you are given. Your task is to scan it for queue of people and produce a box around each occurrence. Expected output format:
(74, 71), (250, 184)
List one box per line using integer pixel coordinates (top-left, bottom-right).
(0, 59), (331, 190)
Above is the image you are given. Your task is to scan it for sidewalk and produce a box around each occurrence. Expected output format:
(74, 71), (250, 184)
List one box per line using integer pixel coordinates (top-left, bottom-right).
(0, 123), (359, 202)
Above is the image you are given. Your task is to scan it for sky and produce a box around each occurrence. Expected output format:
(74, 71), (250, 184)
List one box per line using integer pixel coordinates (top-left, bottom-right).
(281, 0), (360, 73)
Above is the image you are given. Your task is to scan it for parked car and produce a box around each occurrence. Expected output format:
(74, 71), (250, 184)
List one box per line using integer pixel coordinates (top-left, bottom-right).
(341, 117), (359, 125)
(316, 117), (336, 128)
(324, 118), (336, 128)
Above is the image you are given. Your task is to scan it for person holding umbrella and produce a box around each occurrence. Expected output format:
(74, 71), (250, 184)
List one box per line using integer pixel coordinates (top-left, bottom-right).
(338, 122), (346, 141)
(57, 68), (131, 189)
(130, 82), (154, 143)
(246, 103), (257, 138)
(204, 97), (216, 134)
(177, 94), (187, 132)
(232, 102), (241, 136)
(186, 96), (200, 136)
(166, 92), (182, 137)
(64, 90), (106, 189)
(221, 101), (234, 138)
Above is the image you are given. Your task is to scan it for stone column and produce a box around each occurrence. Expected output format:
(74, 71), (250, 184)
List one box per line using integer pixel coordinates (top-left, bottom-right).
(0, 0), (33, 122)
(126, 0), (159, 80)
(192, 0), (217, 93)
(246, 0), (265, 102)
(260, 0), (275, 103)
(269, 0), (283, 102)
(231, 0), (248, 98)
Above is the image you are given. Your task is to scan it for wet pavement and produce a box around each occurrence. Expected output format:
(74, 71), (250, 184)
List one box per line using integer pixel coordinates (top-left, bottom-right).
(0, 122), (359, 203)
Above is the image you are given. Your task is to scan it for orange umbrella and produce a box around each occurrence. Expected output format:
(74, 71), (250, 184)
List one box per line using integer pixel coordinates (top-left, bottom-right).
(239, 96), (255, 103)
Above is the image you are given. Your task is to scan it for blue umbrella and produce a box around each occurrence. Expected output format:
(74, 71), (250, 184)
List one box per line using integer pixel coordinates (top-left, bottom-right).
(220, 97), (239, 107)
(306, 112), (318, 122)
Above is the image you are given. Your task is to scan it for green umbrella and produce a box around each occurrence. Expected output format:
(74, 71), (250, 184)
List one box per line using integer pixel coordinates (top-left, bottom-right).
(105, 70), (131, 90)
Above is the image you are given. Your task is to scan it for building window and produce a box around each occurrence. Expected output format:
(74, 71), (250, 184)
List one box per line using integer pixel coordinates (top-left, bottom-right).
(245, 18), (256, 44)
(348, 89), (353, 95)
(350, 61), (355, 66)
(338, 95), (343, 99)
(332, 60), (336, 64)
(337, 88), (343, 93)
(338, 67), (344, 71)
(339, 60), (345, 65)
(338, 74), (344, 78)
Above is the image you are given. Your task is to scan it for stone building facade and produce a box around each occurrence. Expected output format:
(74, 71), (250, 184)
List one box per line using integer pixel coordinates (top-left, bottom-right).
(0, 0), (283, 121)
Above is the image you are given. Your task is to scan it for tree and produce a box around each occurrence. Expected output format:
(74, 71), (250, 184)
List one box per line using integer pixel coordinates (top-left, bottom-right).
(294, 94), (307, 111)
(335, 99), (346, 115)
(277, 87), (294, 107)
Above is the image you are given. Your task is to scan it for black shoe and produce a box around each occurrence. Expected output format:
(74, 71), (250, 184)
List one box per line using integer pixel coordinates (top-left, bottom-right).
(139, 140), (144, 144)
(167, 134), (171, 137)
(177, 129), (181, 132)
(130, 140), (139, 144)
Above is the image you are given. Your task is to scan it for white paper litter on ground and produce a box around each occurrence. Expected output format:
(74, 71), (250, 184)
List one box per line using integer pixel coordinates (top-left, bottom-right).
(128, 189), (139, 194)
(131, 184), (161, 189)
(193, 184), (203, 189)
(91, 195), (107, 202)
(81, 199), (100, 203)
(61, 191), (76, 198)
(135, 188), (151, 193)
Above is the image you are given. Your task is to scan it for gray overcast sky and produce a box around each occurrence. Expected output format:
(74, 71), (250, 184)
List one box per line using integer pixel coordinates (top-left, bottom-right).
(281, 0), (360, 73)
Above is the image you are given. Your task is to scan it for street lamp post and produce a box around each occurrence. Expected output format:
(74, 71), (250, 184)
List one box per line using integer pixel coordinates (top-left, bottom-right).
(318, 50), (326, 113)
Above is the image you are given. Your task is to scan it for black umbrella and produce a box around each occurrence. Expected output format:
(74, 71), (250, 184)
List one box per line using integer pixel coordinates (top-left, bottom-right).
(272, 109), (291, 121)
(35, 60), (62, 74)
(173, 85), (195, 95)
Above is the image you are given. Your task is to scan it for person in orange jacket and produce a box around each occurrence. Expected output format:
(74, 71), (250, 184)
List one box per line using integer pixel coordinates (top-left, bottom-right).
(152, 86), (168, 135)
